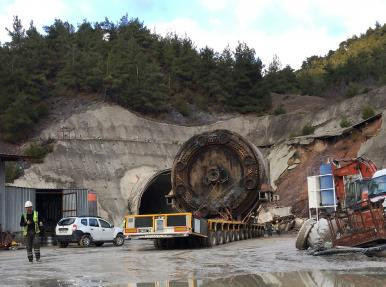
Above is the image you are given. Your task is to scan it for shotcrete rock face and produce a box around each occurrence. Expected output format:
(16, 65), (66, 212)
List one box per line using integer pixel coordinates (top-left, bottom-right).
(170, 130), (268, 219)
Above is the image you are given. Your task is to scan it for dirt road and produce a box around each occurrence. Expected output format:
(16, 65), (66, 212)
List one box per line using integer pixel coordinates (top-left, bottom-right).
(0, 235), (385, 286)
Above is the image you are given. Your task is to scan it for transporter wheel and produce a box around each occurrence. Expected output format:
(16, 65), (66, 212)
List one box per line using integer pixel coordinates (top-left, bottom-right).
(230, 231), (235, 242)
(165, 238), (175, 249)
(182, 238), (190, 249)
(173, 238), (183, 249)
(113, 234), (125, 246)
(224, 231), (230, 243)
(235, 230), (240, 241)
(59, 241), (68, 248)
(80, 235), (91, 247)
(187, 237), (195, 249)
(207, 231), (217, 247)
(195, 237), (203, 248)
(154, 239), (160, 249)
(216, 231), (224, 245)
(203, 236), (209, 247)
(159, 239), (168, 249)
(240, 229), (247, 240)
(160, 239), (168, 250)
(198, 237), (208, 248)
(192, 237), (202, 248)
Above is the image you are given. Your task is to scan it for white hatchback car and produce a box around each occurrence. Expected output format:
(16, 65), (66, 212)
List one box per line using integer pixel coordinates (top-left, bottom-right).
(55, 216), (124, 247)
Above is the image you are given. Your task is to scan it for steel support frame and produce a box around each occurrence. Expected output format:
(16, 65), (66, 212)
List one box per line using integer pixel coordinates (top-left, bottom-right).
(327, 200), (386, 247)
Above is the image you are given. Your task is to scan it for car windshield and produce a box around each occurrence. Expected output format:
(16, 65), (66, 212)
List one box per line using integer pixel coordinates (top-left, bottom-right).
(369, 175), (386, 196)
(58, 218), (76, 226)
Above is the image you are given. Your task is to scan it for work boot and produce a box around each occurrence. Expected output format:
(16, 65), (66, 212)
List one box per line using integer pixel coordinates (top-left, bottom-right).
(35, 249), (40, 262)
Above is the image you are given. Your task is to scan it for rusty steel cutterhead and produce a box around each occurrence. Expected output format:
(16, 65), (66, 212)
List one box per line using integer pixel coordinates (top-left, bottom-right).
(170, 129), (268, 219)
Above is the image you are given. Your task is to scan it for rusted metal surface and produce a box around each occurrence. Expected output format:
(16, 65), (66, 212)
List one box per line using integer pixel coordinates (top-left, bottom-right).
(0, 226), (12, 250)
(327, 200), (386, 247)
(170, 130), (269, 220)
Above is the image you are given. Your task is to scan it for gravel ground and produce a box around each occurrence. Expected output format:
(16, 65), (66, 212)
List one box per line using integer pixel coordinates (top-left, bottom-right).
(0, 235), (385, 286)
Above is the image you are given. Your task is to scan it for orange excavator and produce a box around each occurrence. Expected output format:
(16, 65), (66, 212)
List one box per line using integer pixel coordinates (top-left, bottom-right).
(331, 157), (377, 208)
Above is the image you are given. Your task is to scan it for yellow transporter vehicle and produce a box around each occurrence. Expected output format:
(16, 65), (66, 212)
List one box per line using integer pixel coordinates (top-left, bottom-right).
(124, 130), (271, 249)
(124, 213), (264, 248)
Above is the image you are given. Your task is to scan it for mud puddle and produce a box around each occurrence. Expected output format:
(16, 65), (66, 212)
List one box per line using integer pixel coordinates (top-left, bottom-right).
(130, 269), (386, 287)
(12, 269), (386, 287)
(1, 236), (385, 286)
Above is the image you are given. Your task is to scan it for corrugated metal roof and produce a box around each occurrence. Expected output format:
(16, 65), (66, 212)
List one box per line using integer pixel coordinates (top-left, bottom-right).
(0, 153), (31, 161)
(0, 141), (31, 161)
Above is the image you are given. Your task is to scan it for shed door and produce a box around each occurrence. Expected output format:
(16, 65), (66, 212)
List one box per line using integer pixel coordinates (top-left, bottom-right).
(63, 191), (77, 217)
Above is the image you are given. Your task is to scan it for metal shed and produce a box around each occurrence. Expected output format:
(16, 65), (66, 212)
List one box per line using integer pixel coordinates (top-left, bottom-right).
(0, 158), (5, 231)
(3, 186), (35, 234)
(0, 153), (30, 233)
(3, 186), (97, 234)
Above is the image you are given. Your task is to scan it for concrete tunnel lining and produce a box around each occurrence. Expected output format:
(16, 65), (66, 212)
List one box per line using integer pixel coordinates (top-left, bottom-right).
(137, 169), (176, 214)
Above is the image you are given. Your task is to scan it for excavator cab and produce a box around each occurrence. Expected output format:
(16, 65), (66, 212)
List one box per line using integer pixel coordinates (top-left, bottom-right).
(344, 179), (370, 209)
(369, 174), (386, 196)
(368, 170), (386, 209)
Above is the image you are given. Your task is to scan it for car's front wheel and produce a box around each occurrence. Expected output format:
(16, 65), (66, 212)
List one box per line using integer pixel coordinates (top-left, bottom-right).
(113, 234), (124, 246)
(79, 234), (91, 247)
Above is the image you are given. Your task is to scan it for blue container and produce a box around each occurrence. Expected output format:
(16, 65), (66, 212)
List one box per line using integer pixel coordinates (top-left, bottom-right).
(319, 164), (332, 175)
(320, 176), (333, 189)
(321, 190), (335, 206)
(320, 164), (334, 189)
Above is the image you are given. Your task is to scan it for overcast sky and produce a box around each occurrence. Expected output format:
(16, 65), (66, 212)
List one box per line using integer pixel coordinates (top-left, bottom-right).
(0, 0), (385, 69)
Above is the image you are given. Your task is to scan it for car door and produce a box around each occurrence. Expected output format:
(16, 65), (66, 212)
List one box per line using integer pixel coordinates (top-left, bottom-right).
(98, 219), (115, 241)
(88, 218), (103, 241)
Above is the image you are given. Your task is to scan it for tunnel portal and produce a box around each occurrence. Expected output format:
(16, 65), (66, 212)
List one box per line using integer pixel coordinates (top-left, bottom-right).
(138, 170), (176, 214)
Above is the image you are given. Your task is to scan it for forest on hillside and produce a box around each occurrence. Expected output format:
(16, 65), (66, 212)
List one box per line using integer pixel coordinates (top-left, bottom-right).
(0, 16), (385, 142)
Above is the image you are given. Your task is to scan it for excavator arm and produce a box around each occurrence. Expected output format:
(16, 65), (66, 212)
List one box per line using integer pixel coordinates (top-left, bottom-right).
(332, 158), (377, 203)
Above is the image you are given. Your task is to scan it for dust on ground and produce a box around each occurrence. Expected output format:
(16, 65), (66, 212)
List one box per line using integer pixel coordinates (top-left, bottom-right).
(0, 235), (385, 286)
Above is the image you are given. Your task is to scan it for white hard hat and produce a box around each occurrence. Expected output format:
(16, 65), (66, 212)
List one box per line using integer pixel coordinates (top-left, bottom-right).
(25, 201), (33, 208)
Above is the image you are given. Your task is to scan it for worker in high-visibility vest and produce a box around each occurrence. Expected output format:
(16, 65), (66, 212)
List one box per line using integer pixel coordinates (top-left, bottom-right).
(19, 201), (43, 262)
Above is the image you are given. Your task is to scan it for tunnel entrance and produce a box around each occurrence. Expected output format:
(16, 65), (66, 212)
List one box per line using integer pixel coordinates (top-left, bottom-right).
(138, 170), (176, 214)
